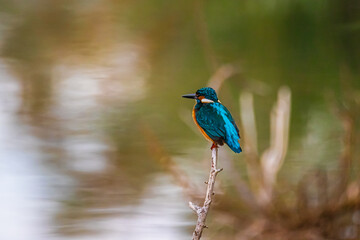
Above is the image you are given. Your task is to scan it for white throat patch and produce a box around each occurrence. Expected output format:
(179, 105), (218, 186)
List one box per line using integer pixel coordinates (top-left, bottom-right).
(201, 98), (214, 103)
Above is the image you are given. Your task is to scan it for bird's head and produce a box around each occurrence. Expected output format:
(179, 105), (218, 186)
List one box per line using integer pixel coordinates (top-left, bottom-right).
(182, 87), (219, 103)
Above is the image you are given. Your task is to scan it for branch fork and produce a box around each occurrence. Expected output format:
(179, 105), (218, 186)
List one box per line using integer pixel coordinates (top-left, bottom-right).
(189, 147), (222, 240)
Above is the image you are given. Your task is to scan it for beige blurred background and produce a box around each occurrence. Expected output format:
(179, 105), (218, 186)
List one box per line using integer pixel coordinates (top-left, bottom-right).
(0, 1), (359, 239)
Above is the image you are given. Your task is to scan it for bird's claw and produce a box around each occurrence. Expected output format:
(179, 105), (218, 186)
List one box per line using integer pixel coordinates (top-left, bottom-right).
(210, 143), (218, 150)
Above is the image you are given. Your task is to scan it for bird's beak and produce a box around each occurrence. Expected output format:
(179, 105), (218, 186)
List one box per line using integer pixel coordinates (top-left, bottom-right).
(182, 93), (197, 99)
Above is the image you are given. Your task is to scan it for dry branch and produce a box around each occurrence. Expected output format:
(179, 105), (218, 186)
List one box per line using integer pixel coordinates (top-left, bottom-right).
(240, 92), (263, 195)
(240, 87), (291, 208)
(190, 147), (223, 240)
(260, 87), (291, 205)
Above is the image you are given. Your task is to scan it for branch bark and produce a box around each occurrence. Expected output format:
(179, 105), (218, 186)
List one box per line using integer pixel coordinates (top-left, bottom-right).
(190, 146), (223, 240)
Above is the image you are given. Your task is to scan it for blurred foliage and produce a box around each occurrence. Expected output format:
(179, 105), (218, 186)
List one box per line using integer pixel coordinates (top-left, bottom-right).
(0, 0), (359, 239)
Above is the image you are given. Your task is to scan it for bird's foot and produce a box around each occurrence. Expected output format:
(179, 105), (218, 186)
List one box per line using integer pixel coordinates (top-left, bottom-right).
(210, 143), (218, 150)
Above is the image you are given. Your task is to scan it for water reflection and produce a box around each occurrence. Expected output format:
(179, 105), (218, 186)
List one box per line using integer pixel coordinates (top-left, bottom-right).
(55, 175), (191, 240)
(0, 0), (359, 239)
(0, 69), (57, 240)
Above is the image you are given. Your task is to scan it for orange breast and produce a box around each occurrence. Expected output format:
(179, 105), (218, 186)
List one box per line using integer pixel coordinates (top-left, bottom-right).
(192, 106), (214, 143)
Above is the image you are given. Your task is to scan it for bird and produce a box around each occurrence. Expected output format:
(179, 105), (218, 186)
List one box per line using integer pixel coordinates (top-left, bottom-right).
(182, 87), (242, 153)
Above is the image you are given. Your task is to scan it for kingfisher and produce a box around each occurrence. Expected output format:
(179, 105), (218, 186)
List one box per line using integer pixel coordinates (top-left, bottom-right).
(182, 87), (242, 153)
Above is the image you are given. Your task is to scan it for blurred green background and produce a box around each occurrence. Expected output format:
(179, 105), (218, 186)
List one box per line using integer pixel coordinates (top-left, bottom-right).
(0, 0), (359, 239)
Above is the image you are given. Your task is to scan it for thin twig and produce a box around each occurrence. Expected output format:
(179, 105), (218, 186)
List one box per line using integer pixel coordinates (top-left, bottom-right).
(190, 147), (223, 240)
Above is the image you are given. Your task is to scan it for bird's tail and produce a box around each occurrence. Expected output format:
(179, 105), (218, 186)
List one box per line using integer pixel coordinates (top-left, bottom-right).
(226, 141), (242, 153)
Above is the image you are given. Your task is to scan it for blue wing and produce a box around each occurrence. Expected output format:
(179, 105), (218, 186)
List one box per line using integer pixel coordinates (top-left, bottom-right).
(195, 102), (242, 153)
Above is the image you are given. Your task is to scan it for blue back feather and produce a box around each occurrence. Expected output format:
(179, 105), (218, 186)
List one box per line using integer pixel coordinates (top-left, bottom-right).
(195, 102), (242, 153)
